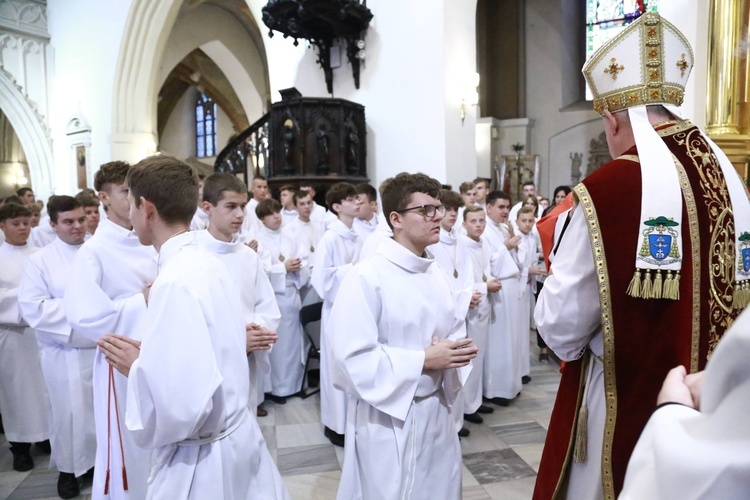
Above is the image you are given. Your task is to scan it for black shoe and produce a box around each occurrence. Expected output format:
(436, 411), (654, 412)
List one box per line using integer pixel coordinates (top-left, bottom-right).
(458, 427), (470, 438)
(539, 353), (550, 364)
(256, 405), (268, 417)
(476, 405), (494, 414)
(522, 375), (532, 385)
(83, 467), (95, 480)
(307, 369), (320, 388)
(35, 439), (52, 454)
(12, 451), (34, 472)
(267, 394), (287, 405)
(488, 397), (511, 407)
(464, 412), (483, 424)
(57, 472), (80, 499)
(324, 426), (345, 447)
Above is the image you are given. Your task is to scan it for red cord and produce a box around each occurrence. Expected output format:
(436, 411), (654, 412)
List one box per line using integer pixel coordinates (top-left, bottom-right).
(105, 364), (129, 494)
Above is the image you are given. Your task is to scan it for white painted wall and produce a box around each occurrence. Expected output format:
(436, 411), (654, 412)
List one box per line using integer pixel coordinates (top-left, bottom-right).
(46, 0), (131, 195)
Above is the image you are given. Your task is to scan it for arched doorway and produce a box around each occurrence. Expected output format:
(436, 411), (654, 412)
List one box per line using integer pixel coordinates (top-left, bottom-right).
(0, 68), (54, 199)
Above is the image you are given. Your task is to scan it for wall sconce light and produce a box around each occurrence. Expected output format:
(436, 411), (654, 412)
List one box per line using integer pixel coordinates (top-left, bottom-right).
(14, 166), (28, 190)
(461, 72), (480, 125)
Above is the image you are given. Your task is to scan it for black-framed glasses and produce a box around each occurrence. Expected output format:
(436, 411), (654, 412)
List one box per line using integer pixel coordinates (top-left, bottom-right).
(395, 204), (446, 219)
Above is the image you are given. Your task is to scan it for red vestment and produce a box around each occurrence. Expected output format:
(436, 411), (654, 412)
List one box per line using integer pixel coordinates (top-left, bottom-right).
(533, 121), (743, 499)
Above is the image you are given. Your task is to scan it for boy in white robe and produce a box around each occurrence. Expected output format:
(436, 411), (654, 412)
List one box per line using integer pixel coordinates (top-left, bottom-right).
(19, 196), (96, 498)
(329, 172), (477, 499)
(256, 198), (307, 401)
(515, 207), (545, 384)
(311, 182), (362, 446)
(97, 154), (288, 500)
(300, 181), (337, 229)
(426, 189), (478, 437)
(352, 183), (379, 242)
(460, 205), (502, 423)
(287, 190), (324, 306)
(196, 173), (280, 417)
(64, 161), (156, 499)
(279, 184), (299, 226)
(481, 191), (524, 406)
(240, 175), (268, 238)
(0, 202), (50, 472)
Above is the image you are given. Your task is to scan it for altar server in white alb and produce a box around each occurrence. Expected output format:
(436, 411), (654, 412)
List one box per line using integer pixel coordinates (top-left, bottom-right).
(481, 191), (524, 406)
(460, 205), (502, 424)
(196, 173), (281, 417)
(19, 196), (96, 498)
(287, 189), (325, 306)
(255, 197), (308, 401)
(329, 172), (477, 499)
(426, 189), (479, 437)
(352, 183), (379, 242)
(97, 155), (289, 500)
(300, 181), (337, 229)
(0, 202), (50, 473)
(64, 161), (156, 499)
(311, 182), (362, 447)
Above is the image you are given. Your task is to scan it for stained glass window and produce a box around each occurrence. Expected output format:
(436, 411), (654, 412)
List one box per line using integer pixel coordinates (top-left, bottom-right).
(196, 92), (217, 157)
(586, 0), (658, 61)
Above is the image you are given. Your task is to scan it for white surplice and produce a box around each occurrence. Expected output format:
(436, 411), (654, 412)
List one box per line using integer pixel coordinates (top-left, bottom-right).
(29, 222), (56, 248)
(286, 217), (324, 306)
(196, 230), (281, 411)
(535, 206), (605, 500)
(329, 237), (470, 500)
(256, 225), (307, 397)
(427, 227), (475, 431)
(189, 207), (209, 231)
(19, 237), (96, 476)
(482, 220), (524, 400)
(515, 230), (537, 379)
(358, 212), (391, 261)
(64, 217), (157, 499)
(352, 214), (378, 242)
(125, 232), (288, 500)
(310, 219), (361, 434)
(620, 309), (750, 500)
(281, 208), (298, 227)
(241, 198), (261, 239)
(0, 242), (50, 443)
(310, 201), (336, 229)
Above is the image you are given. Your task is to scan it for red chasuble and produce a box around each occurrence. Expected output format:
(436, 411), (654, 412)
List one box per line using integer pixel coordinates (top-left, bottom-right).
(533, 121), (743, 499)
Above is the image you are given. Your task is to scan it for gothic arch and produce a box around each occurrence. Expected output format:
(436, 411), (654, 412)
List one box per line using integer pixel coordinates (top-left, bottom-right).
(0, 68), (53, 196)
(111, 0), (271, 161)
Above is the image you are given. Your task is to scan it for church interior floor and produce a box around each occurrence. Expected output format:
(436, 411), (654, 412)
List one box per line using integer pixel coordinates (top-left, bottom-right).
(0, 331), (561, 499)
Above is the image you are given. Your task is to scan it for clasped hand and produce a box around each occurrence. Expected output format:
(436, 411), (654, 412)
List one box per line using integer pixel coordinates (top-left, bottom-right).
(98, 334), (141, 377)
(423, 337), (478, 371)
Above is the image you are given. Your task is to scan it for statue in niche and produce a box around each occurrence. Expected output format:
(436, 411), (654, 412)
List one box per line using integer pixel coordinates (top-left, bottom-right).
(570, 152), (583, 184)
(346, 125), (359, 174)
(315, 124), (329, 174)
(282, 119), (295, 173)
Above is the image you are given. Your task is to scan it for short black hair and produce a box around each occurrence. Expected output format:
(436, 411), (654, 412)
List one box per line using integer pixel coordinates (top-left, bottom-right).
(325, 182), (357, 215)
(0, 202), (31, 222)
(381, 173), (442, 230)
(203, 173), (248, 206)
(126, 155), (198, 225)
(293, 190), (312, 206)
(94, 161), (131, 192)
(355, 183), (377, 203)
(486, 190), (510, 206)
(255, 198), (282, 219)
(16, 187), (33, 197)
(48, 195), (82, 223)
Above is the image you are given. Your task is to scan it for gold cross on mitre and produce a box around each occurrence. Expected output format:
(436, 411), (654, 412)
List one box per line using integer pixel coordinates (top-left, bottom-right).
(676, 53), (689, 77)
(604, 57), (625, 80)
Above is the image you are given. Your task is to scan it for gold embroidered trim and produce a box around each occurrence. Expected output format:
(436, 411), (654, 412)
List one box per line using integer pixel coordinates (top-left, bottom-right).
(617, 154), (640, 163)
(572, 183), (617, 500)
(671, 155), (701, 372)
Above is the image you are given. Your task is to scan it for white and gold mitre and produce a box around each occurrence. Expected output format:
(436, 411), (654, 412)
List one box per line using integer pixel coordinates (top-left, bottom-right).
(582, 12), (694, 115)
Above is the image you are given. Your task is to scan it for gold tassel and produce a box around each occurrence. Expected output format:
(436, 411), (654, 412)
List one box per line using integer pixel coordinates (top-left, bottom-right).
(573, 404), (588, 463)
(652, 270), (663, 299)
(626, 269), (642, 298)
(639, 237), (650, 257)
(641, 270), (653, 299)
(663, 271), (673, 299)
(673, 271), (680, 300)
(733, 281), (742, 309)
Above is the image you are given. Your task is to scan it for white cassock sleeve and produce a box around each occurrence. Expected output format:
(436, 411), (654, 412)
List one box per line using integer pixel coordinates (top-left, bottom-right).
(19, 260), (76, 344)
(125, 281), (223, 449)
(251, 260), (281, 332)
(64, 251), (147, 342)
(329, 271), (425, 422)
(534, 206), (601, 361)
(310, 240), (352, 302)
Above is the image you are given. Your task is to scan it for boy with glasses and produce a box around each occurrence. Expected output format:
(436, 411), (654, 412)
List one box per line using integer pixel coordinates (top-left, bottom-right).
(328, 172), (477, 499)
